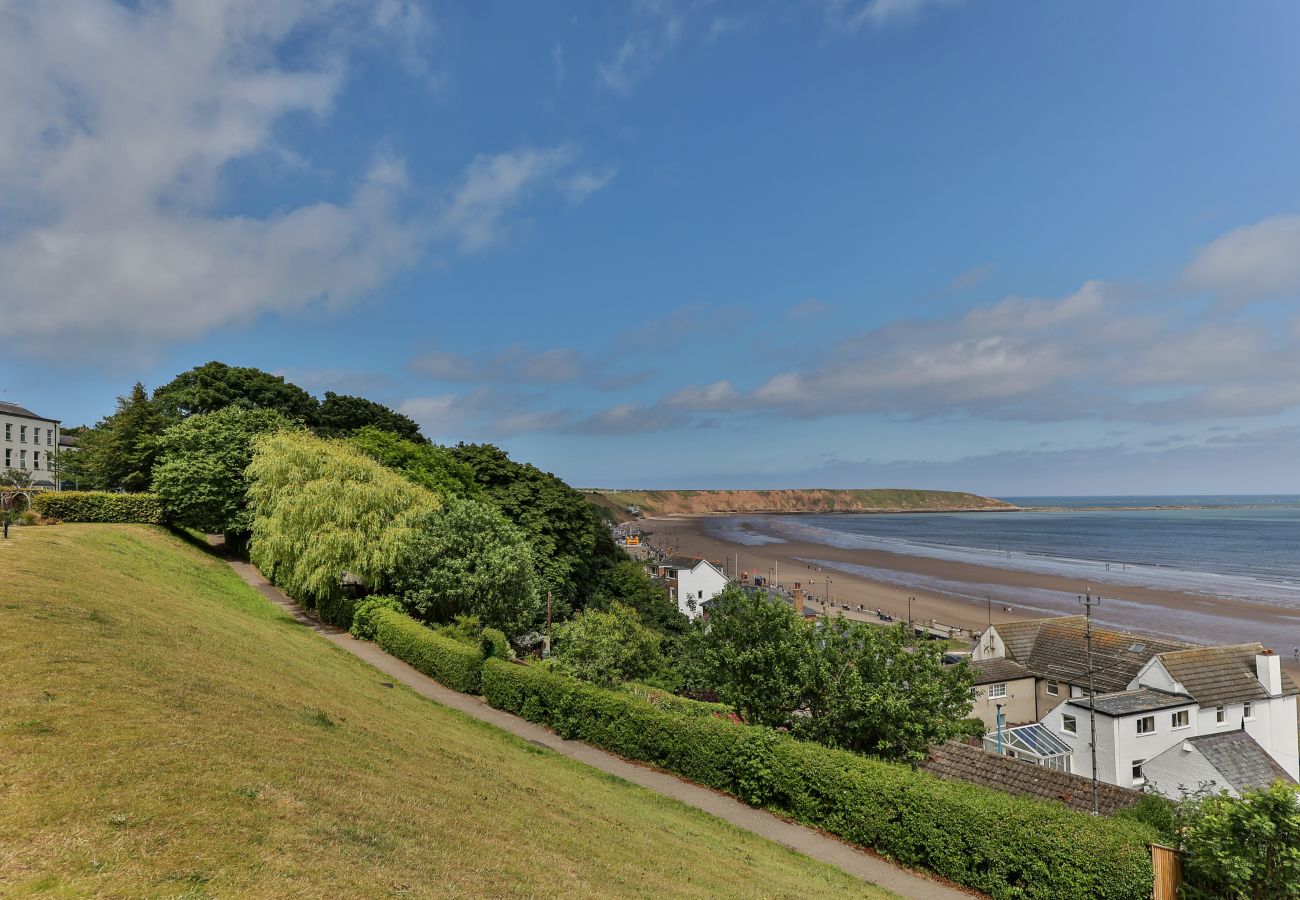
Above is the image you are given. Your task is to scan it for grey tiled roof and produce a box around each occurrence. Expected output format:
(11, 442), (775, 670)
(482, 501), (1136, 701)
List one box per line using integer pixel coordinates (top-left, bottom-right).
(921, 741), (1142, 817)
(995, 616), (1195, 693)
(970, 656), (1033, 685)
(661, 555), (704, 570)
(0, 401), (55, 422)
(1067, 687), (1194, 717)
(1185, 731), (1297, 792)
(1156, 645), (1299, 705)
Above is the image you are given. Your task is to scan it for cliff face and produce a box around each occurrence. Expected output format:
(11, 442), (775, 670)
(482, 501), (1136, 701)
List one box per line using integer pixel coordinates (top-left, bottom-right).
(587, 488), (1015, 517)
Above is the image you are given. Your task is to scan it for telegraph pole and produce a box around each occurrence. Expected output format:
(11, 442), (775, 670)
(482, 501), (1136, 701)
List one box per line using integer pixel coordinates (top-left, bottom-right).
(1081, 587), (1101, 816)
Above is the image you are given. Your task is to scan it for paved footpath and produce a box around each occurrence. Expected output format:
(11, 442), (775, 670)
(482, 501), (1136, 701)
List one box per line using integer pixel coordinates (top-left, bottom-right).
(227, 559), (978, 900)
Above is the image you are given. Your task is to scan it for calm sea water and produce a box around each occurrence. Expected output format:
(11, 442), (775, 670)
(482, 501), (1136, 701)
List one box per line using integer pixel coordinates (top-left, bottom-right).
(703, 496), (1300, 625)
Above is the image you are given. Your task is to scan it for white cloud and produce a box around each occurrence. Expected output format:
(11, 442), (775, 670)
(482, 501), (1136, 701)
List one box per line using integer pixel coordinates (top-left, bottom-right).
(409, 343), (600, 385)
(561, 168), (618, 205)
(1184, 214), (1300, 304)
(823, 0), (963, 31)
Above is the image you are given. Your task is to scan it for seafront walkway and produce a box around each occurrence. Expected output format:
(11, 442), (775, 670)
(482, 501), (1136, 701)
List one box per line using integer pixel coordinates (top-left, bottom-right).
(225, 556), (979, 900)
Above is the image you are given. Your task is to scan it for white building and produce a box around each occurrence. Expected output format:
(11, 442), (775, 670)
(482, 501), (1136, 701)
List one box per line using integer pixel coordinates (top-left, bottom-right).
(0, 402), (61, 488)
(656, 556), (729, 619)
(1040, 645), (1298, 797)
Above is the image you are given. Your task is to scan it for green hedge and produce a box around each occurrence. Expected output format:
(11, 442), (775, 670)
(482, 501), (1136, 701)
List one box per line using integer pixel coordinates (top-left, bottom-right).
(33, 491), (166, 524)
(482, 659), (1155, 900)
(373, 609), (485, 694)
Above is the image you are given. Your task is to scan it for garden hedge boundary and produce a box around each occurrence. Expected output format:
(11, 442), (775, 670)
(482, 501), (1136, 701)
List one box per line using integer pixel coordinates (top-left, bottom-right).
(373, 609), (485, 694)
(482, 658), (1155, 900)
(33, 491), (166, 524)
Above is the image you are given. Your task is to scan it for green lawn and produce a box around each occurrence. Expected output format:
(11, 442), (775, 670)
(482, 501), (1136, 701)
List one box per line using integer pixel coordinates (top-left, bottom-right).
(0, 525), (885, 898)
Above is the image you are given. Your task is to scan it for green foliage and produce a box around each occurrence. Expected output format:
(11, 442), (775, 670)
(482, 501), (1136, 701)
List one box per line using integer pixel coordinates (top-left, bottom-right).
(481, 627), (510, 660)
(385, 498), (541, 636)
(592, 559), (687, 635)
(245, 431), (438, 627)
(0, 468), (33, 488)
(151, 407), (290, 540)
(349, 427), (481, 499)
(33, 491), (165, 524)
(152, 361), (318, 423)
(349, 595), (406, 640)
(66, 383), (168, 491)
(482, 659), (1156, 900)
(795, 617), (975, 763)
(317, 393), (424, 442)
(372, 609), (485, 694)
(550, 603), (664, 689)
(687, 586), (811, 728)
(1180, 782), (1300, 900)
(450, 443), (622, 616)
(1115, 793), (1178, 844)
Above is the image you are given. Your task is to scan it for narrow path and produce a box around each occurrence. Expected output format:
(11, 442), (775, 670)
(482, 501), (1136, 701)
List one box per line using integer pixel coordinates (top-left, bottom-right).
(227, 559), (978, 900)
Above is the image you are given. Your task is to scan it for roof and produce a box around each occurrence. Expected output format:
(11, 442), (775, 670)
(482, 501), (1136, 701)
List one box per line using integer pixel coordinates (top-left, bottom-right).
(1157, 731), (1298, 793)
(58, 434), (79, 448)
(661, 555), (703, 570)
(0, 401), (58, 423)
(970, 657), (1033, 685)
(1155, 644), (1300, 705)
(921, 741), (1142, 817)
(1067, 687), (1194, 717)
(989, 722), (1073, 758)
(993, 616), (1196, 693)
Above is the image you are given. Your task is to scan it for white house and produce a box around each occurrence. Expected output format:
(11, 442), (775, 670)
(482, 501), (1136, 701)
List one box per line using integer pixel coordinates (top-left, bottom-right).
(1040, 645), (1298, 797)
(0, 402), (61, 487)
(657, 556), (729, 619)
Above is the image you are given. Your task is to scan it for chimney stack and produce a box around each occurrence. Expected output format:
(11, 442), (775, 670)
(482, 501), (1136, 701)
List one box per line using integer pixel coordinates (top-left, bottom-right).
(792, 587), (805, 615)
(1256, 649), (1282, 696)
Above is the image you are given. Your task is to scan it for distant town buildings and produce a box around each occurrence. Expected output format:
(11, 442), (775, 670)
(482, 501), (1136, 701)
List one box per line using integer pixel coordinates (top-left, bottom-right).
(653, 555), (729, 619)
(0, 402), (61, 488)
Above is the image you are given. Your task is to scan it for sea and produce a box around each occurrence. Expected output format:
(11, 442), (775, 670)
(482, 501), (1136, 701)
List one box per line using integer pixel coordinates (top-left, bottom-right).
(700, 495), (1300, 651)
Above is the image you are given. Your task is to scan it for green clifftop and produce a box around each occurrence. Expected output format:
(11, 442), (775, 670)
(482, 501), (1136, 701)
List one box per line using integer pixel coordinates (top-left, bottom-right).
(585, 488), (1015, 518)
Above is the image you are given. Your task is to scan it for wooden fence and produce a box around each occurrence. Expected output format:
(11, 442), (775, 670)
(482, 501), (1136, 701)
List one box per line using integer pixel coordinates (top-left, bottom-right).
(1151, 843), (1182, 900)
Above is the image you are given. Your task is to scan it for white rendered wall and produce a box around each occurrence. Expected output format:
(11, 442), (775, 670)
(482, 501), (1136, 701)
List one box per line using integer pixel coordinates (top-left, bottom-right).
(677, 564), (728, 619)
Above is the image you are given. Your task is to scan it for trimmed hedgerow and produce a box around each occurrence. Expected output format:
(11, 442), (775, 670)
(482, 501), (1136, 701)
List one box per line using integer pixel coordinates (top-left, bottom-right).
(373, 609), (484, 694)
(33, 491), (165, 524)
(482, 659), (1155, 900)
(481, 627), (510, 661)
(350, 595), (405, 640)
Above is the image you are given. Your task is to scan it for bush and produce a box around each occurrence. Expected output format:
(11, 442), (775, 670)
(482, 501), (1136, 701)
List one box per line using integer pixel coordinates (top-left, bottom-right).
(1180, 782), (1300, 900)
(350, 595), (406, 640)
(482, 659), (1155, 900)
(33, 491), (165, 524)
(372, 609), (485, 694)
(481, 627), (510, 660)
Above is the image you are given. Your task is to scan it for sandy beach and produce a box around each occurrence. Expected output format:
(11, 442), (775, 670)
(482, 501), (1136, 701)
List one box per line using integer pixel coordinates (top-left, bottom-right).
(644, 515), (1300, 684)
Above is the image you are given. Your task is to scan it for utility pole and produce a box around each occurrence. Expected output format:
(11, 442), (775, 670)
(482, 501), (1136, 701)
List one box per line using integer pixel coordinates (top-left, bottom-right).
(987, 594), (992, 628)
(1081, 587), (1101, 816)
(544, 591), (552, 658)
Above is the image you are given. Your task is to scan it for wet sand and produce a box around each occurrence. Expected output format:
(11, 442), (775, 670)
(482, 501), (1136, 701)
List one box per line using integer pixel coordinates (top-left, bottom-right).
(646, 516), (1300, 683)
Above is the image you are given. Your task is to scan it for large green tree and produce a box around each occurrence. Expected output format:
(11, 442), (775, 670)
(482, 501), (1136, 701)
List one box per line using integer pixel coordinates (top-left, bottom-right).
(1181, 781), (1300, 900)
(794, 617), (974, 762)
(592, 559), (687, 635)
(152, 361), (318, 423)
(384, 497), (541, 636)
(349, 427), (482, 500)
(317, 392), (424, 442)
(151, 407), (290, 545)
(450, 443), (622, 617)
(550, 603), (664, 689)
(65, 383), (167, 491)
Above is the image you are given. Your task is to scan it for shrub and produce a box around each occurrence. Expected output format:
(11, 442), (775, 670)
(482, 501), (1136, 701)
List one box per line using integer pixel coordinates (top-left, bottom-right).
(481, 627), (510, 660)
(1180, 781), (1300, 900)
(33, 491), (165, 524)
(350, 595), (406, 640)
(481, 659), (1155, 900)
(372, 609), (484, 694)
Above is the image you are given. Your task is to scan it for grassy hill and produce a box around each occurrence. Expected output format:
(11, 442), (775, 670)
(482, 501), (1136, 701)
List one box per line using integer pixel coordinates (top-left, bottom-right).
(586, 488), (1015, 518)
(0, 525), (881, 898)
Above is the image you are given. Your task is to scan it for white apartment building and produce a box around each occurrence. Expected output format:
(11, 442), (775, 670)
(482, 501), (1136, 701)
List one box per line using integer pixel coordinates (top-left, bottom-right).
(0, 402), (61, 487)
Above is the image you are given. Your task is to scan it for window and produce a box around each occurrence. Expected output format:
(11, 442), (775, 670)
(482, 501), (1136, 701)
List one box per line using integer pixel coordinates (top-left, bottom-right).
(19, 449), (26, 467)
(1062, 714), (1077, 734)
(988, 683), (1007, 699)
(1243, 701), (1254, 721)
(1171, 710), (1190, 729)
(4, 423), (9, 440)
(3, 449), (9, 466)
(20, 425), (27, 442)
(1047, 680), (1059, 696)
(32, 451), (39, 470)
(1132, 759), (1145, 783)
(1070, 685), (1084, 698)
(1215, 705), (1226, 724)
(46, 430), (52, 446)
(1136, 715), (1156, 735)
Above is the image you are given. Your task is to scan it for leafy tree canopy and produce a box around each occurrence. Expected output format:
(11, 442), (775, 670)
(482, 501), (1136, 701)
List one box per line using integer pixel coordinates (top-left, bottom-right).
(151, 406), (291, 540)
(1180, 781), (1300, 900)
(349, 427), (482, 500)
(385, 497), (541, 636)
(64, 382), (167, 492)
(592, 559), (687, 635)
(153, 361), (318, 423)
(550, 602), (664, 689)
(450, 443), (622, 616)
(317, 392), (424, 443)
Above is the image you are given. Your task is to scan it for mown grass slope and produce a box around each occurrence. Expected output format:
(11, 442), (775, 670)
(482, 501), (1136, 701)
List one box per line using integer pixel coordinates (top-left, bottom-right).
(0, 525), (882, 899)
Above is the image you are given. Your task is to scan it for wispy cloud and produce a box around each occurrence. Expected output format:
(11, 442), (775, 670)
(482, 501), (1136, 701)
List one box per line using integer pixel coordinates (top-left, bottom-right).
(822, 0), (965, 32)
(1184, 214), (1300, 306)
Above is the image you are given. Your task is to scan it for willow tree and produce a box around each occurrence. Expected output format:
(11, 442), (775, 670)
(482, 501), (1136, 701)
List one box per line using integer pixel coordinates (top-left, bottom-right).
(245, 431), (438, 627)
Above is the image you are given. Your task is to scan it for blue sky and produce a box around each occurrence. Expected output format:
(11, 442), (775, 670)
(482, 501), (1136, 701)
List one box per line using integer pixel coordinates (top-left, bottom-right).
(3, 0), (1300, 495)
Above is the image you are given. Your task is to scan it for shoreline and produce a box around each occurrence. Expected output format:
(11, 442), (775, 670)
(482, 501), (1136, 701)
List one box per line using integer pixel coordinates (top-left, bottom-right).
(643, 515), (1300, 683)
